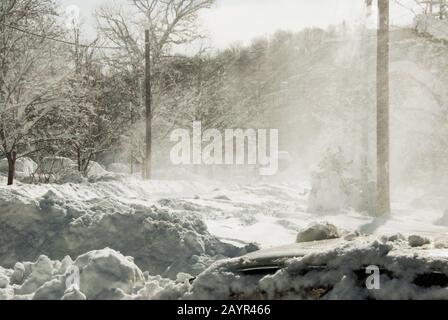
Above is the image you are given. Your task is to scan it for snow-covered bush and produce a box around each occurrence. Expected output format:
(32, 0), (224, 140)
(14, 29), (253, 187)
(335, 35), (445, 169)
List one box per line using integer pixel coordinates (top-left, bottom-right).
(40, 157), (76, 174)
(30, 157), (113, 184)
(296, 222), (341, 243)
(308, 148), (375, 214)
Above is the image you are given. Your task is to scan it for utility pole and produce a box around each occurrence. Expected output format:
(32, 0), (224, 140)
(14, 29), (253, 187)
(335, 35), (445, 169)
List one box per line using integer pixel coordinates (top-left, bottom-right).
(144, 29), (152, 180)
(376, 0), (391, 216)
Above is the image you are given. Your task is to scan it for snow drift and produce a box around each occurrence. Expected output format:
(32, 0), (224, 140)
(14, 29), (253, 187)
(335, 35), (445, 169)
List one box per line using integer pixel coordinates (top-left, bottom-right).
(0, 180), (256, 280)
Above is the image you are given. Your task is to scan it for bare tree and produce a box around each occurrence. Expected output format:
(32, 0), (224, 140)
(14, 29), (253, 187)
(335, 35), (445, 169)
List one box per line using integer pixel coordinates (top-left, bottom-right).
(0, 0), (65, 185)
(96, 0), (214, 177)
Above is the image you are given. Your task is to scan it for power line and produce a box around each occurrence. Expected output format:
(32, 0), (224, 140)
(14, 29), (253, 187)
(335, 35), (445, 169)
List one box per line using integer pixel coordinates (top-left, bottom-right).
(0, 22), (121, 50)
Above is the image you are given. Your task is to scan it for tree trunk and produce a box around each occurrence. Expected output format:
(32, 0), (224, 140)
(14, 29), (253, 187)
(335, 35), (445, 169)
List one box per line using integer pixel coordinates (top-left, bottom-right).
(77, 148), (82, 172)
(376, 0), (391, 216)
(7, 151), (16, 186)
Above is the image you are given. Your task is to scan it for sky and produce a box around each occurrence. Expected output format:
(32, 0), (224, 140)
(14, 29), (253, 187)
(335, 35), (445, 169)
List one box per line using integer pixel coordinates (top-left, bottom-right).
(58, 0), (418, 49)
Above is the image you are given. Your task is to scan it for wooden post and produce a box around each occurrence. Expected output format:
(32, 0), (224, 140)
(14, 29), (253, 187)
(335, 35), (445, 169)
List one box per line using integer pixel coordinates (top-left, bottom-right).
(144, 29), (152, 180)
(376, 0), (391, 216)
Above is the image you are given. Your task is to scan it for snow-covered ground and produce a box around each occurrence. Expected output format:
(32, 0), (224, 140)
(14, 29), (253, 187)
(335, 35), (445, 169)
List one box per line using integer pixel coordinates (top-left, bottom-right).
(1, 177), (448, 300)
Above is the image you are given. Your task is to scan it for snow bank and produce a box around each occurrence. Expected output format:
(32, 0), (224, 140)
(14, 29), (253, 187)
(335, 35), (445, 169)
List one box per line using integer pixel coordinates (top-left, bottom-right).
(0, 180), (255, 280)
(185, 236), (448, 300)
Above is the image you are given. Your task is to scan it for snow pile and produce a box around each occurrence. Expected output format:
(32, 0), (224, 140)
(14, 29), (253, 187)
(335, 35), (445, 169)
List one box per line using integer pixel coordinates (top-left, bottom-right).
(0, 248), (176, 300)
(414, 14), (448, 42)
(307, 149), (374, 214)
(0, 183), (256, 280)
(185, 235), (448, 300)
(0, 247), (203, 300)
(296, 222), (341, 243)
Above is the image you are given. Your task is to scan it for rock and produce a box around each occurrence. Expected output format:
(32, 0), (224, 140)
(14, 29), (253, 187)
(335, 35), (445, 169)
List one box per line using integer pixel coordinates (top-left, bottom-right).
(408, 235), (431, 247)
(296, 222), (341, 243)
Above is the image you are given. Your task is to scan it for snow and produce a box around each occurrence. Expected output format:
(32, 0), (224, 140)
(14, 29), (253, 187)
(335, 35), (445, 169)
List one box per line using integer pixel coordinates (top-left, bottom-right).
(73, 249), (145, 299)
(414, 14), (448, 42)
(41, 156), (75, 174)
(1, 178), (448, 299)
(185, 236), (448, 300)
(0, 179), (256, 281)
(0, 157), (37, 178)
(0, 248), (154, 300)
(86, 161), (106, 176)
